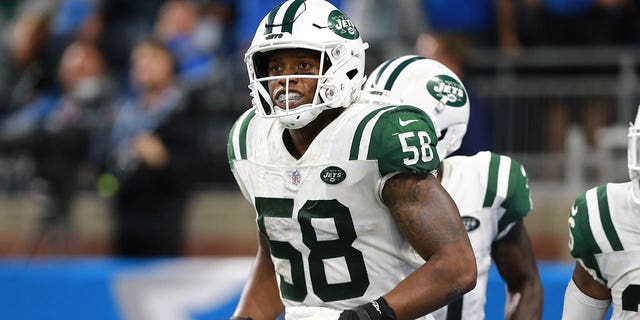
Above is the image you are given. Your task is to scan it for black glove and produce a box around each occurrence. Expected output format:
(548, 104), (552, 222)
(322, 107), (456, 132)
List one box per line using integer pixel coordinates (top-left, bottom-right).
(338, 297), (397, 320)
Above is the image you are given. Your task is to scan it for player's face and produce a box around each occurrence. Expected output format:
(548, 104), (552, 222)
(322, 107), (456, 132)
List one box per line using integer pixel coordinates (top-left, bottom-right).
(267, 48), (321, 110)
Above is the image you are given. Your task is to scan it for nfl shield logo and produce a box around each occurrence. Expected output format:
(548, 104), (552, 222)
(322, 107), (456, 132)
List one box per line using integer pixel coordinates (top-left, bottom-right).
(291, 170), (301, 186)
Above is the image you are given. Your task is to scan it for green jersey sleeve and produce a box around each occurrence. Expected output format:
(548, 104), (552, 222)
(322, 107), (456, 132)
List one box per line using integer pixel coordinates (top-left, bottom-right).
(366, 105), (440, 176)
(481, 153), (532, 234)
(499, 157), (532, 229)
(227, 109), (256, 168)
(568, 186), (610, 284)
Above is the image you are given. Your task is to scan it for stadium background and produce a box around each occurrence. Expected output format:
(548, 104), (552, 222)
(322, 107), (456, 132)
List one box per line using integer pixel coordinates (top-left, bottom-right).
(0, 0), (638, 319)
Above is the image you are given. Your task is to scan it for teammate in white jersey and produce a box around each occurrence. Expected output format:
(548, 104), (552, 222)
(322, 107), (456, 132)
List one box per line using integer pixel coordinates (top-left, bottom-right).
(364, 56), (543, 319)
(562, 106), (640, 320)
(226, 1), (476, 320)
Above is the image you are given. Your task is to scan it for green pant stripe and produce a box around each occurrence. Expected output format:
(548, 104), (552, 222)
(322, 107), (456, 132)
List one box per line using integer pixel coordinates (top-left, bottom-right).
(383, 56), (425, 90)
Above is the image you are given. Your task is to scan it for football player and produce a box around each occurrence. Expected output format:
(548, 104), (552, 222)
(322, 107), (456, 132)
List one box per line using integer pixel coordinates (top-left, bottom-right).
(363, 55), (543, 319)
(226, 1), (477, 320)
(562, 105), (640, 319)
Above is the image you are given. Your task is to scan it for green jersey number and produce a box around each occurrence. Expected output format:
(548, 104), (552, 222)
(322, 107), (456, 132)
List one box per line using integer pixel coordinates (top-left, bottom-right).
(622, 284), (640, 312)
(255, 197), (369, 302)
(398, 131), (434, 166)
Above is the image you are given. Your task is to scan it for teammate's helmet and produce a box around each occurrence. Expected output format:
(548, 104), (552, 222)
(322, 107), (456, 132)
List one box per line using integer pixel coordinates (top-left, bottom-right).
(628, 105), (640, 205)
(245, 0), (368, 129)
(363, 55), (470, 159)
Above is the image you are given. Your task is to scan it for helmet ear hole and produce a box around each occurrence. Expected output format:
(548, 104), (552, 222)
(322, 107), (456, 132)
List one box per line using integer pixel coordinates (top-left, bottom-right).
(438, 129), (448, 141)
(346, 69), (357, 80)
(322, 55), (332, 74)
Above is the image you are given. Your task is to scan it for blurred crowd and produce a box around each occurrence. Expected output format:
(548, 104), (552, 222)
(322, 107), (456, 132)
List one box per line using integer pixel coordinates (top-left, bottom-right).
(0, 0), (638, 257)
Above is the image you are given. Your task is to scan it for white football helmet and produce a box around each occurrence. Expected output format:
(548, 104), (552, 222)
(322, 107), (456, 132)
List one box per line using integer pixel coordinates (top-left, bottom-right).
(363, 55), (470, 159)
(628, 105), (640, 205)
(245, 0), (368, 129)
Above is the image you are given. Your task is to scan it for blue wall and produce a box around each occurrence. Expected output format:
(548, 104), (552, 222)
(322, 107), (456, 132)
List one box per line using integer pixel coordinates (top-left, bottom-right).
(0, 258), (594, 320)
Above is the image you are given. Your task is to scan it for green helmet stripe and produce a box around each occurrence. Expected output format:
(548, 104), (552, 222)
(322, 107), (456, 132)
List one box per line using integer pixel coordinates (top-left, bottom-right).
(596, 184), (624, 251)
(483, 153), (500, 207)
(281, 0), (305, 34)
(349, 106), (396, 160)
(383, 56), (425, 90)
(264, 2), (284, 35)
(373, 59), (395, 87)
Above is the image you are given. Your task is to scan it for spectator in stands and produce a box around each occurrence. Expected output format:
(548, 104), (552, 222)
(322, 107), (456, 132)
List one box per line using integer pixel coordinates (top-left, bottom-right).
(0, 2), (60, 199)
(100, 0), (167, 81)
(0, 2), (57, 118)
(420, 0), (520, 53)
(48, 40), (116, 170)
(154, 0), (228, 88)
(515, 0), (638, 47)
(512, 0), (639, 153)
(414, 0), (519, 155)
(415, 34), (494, 156)
(49, 0), (104, 55)
(105, 39), (201, 257)
(0, 40), (115, 255)
(342, 0), (424, 73)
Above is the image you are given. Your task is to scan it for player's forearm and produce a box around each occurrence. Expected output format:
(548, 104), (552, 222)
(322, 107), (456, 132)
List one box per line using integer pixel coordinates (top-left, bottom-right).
(493, 223), (543, 319)
(234, 278), (284, 320)
(384, 244), (477, 320)
(233, 235), (284, 320)
(505, 278), (543, 320)
(234, 295), (283, 320)
(381, 173), (477, 319)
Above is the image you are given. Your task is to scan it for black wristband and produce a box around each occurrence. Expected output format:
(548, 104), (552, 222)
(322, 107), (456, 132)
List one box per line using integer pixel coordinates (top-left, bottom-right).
(366, 297), (397, 320)
(339, 297), (397, 320)
(229, 317), (253, 320)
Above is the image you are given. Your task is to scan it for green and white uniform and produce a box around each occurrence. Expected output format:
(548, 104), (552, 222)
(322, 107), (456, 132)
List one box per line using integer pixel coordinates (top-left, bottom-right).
(227, 102), (439, 313)
(568, 182), (640, 319)
(428, 152), (532, 320)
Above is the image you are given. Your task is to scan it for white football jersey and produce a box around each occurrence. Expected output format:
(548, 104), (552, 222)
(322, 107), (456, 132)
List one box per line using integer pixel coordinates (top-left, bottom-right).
(429, 152), (533, 320)
(568, 182), (640, 319)
(227, 102), (440, 316)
